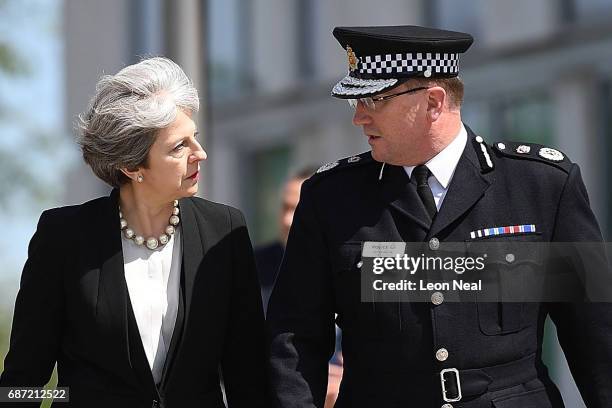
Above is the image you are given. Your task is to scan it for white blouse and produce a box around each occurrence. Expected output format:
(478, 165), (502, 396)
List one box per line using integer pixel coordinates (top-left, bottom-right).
(121, 227), (182, 385)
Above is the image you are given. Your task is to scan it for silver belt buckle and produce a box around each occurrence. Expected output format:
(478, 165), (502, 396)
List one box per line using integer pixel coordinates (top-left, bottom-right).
(440, 368), (462, 403)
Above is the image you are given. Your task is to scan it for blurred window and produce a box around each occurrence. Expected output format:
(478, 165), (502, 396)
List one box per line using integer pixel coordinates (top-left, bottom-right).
(496, 94), (554, 145)
(574, 0), (612, 20)
(297, 0), (316, 80)
(426, 0), (483, 41)
(603, 81), (612, 239)
(247, 146), (290, 245)
(461, 101), (492, 139)
(129, 0), (164, 58)
(208, 0), (251, 100)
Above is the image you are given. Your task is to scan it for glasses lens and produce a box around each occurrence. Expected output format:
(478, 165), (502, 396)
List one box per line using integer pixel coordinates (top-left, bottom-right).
(347, 98), (376, 110)
(363, 98), (376, 110)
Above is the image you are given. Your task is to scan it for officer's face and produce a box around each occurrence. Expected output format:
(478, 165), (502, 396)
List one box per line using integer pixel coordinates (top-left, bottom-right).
(352, 82), (432, 165)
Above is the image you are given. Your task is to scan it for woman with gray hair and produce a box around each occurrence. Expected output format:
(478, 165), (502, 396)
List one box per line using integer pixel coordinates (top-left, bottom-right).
(0, 57), (267, 407)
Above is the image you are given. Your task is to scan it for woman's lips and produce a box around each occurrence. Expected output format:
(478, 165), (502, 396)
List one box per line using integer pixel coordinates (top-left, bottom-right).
(187, 170), (199, 181)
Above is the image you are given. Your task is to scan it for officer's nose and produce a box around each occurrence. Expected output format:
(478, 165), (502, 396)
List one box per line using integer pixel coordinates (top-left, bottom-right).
(352, 102), (373, 126)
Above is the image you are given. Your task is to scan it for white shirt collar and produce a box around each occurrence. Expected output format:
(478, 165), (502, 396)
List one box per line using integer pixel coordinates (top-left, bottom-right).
(404, 124), (467, 189)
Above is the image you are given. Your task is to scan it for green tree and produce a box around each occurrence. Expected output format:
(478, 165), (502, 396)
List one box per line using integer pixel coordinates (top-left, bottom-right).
(0, 0), (66, 212)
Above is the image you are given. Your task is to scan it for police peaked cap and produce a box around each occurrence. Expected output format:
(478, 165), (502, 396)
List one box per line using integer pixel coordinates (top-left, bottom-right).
(331, 25), (473, 98)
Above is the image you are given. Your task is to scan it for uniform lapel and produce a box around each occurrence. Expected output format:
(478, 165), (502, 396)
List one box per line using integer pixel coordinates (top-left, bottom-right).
(427, 130), (492, 239)
(381, 163), (432, 232)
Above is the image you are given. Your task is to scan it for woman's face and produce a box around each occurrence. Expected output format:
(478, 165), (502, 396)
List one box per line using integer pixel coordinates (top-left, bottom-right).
(139, 109), (206, 202)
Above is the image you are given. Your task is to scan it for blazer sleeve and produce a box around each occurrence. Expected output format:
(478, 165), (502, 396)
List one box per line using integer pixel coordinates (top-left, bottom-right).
(0, 210), (65, 393)
(547, 164), (612, 407)
(221, 207), (268, 408)
(266, 182), (336, 408)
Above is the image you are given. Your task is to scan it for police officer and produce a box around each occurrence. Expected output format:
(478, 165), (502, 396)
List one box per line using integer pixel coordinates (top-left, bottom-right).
(267, 25), (611, 407)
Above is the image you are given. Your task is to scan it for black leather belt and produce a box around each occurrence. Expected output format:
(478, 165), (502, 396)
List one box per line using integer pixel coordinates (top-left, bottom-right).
(439, 353), (539, 403)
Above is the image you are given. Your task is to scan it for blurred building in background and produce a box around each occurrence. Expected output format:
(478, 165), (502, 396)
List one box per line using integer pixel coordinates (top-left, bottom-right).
(61, 1), (612, 406)
(62, 0), (612, 241)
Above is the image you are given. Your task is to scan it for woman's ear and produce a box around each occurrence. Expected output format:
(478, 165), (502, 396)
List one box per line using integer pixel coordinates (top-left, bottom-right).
(120, 167), (143, 183)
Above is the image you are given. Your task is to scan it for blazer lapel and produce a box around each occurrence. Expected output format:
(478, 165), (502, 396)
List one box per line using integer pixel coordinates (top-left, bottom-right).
(158, 270), (185, 389)
(381, 163), (432, 232)
(177, 198), (206, 326)
(126, 292), (158, 395)
(427, 130), (492, 239)
(95, 189), (133, 376)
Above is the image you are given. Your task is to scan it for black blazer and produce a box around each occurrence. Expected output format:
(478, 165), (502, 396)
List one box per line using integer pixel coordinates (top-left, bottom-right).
(0, 189), (267, 408)
(267, 126), (611, 407)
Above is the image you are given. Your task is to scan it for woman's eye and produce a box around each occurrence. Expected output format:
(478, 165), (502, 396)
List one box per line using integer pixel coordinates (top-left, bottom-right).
(173, 141), (186, 151)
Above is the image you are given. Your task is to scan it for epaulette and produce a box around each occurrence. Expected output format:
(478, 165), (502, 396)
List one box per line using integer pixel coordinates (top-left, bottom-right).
(309, 151), (374, 181)
(492, 140), (572, 173)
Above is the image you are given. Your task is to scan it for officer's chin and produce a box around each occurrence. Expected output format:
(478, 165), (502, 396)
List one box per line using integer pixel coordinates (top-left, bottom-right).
(370, 148), (386, 163)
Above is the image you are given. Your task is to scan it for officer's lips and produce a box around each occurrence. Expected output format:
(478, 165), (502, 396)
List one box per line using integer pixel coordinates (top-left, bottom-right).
(367, 134), (382, 144)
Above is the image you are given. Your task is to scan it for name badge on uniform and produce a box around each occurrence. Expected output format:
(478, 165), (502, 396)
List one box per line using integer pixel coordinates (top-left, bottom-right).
(362, 241), (406, 258)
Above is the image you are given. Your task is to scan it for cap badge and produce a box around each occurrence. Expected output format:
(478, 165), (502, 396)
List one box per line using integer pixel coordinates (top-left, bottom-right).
(538, 147), (564, 162)
(346, 46), (359, 72)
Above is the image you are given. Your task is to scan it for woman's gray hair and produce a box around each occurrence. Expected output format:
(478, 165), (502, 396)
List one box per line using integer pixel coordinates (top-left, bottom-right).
(77, 56), (200, 187)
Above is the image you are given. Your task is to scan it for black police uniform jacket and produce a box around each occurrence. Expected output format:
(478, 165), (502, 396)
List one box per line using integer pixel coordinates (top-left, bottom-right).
(0, 189), (267, 408)
(267, 126), (611, 408)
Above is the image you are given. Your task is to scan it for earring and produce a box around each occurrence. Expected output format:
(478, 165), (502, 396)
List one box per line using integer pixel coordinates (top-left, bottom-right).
(137, 175), (144, 183)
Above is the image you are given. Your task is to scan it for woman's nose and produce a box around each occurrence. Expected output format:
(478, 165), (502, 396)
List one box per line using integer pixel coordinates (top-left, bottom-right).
(190, 140), (207, 162)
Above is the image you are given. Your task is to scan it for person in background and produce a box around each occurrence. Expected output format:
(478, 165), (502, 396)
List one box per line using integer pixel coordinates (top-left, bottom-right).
(254, 166), (342, 408)
(255, 167), (316, 311)
(0, 57), (266, 408)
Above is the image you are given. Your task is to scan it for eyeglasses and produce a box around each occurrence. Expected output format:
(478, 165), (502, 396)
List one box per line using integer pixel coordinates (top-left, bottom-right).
(347, 86), (430, 111)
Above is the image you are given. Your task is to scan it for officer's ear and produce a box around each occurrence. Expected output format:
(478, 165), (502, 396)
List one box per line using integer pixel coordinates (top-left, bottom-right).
(426, 86), (446, 122)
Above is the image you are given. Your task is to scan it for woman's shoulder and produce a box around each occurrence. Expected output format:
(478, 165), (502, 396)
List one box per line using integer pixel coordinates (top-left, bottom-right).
(182, 196), (246, 226)
(40, 195), (111, 224)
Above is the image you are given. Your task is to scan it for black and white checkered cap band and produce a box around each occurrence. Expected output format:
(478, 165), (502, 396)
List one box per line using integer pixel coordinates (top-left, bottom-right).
(360, 52), (460, 75)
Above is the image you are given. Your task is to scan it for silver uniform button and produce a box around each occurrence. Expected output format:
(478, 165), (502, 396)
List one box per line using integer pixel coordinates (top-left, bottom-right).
(429, 237), (440, 250)
(431, 292), (444, 305)
(436, 348), (449, 362)
(356, 260), (363, 268)
(497, 142), (506, 150)
(441, 404), (453, 408)
(505, 253), (515, 263)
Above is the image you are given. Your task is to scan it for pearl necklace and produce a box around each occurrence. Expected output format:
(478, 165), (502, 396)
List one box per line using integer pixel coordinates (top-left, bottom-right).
(119, 200), (180, 250)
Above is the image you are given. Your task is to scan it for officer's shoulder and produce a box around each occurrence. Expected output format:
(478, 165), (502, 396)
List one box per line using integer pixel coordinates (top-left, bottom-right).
(305, 151), (376, 186)
(491, 140), (572, 174)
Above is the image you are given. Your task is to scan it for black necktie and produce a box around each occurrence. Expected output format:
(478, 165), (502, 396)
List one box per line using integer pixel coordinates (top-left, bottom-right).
(412, 165), (437, 221)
